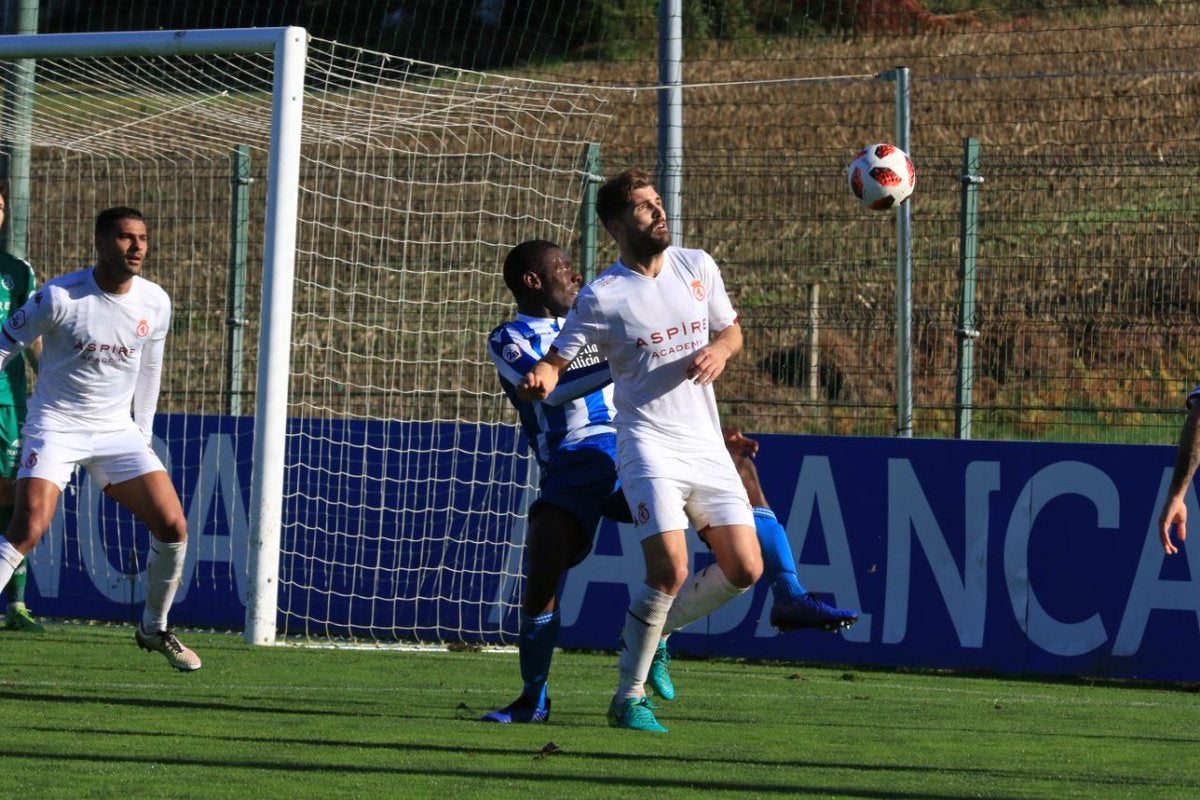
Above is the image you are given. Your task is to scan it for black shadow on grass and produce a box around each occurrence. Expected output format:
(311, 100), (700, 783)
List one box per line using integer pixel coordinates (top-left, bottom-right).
(0, 746), (1052, 799)
(15, 724), (1196, 794)
(0, 689), (355, 717)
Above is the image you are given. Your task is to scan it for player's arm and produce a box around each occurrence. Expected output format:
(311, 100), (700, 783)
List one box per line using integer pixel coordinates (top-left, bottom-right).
(723, 425), (759, 459)
(1160, 397), (1200, 554)
(132, 326), (168, 445)
(517, 347), (571, 401)
(24, 336), (41, 372)
(0, 290), (50, 370)
(687, 319), (742, 386)
(543, 359), (611, 406)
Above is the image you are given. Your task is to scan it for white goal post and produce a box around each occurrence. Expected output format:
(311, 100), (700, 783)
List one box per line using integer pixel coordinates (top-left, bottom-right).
(0, 27), (613, 646)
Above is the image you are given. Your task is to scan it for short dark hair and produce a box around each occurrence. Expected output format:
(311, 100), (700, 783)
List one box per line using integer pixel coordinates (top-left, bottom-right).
(596, 168), (655, 226)
(95, 206), (145, 237)
(502, 239), (561, 298)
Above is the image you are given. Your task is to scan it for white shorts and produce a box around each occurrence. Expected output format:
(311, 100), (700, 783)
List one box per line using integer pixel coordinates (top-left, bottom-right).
(619, 450), (754, 539)
(18, 425), (165, 490)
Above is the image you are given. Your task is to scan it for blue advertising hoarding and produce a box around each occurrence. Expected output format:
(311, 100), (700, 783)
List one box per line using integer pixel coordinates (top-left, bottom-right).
(19, 414), (1200, 681)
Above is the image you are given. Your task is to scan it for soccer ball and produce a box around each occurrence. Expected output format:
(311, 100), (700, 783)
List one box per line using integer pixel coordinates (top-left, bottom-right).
(847, 143), (915, 210)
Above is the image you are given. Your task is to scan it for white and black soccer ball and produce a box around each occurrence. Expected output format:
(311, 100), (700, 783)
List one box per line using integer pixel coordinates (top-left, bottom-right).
(847, 143), (915, 211)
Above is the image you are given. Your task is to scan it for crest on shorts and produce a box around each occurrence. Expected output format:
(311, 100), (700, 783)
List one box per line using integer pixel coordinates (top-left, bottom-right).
(690, 279), (705, 301)
(636, 501), (650, 525)
(8, 309), (24, 329)
(23, 450), (37, 469)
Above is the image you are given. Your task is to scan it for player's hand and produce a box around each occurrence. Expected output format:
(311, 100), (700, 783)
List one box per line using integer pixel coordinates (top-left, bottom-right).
(723, 425), (758, 458)
(517, 372), (549, 401)
(517, 361), (559, 401)
(1159, 496), (1187, 555)
(687, 343), (731, 385)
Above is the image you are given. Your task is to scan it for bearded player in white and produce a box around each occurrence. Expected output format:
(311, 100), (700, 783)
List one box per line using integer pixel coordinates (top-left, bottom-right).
(0, 207), (200, 671)
(519, 169), (762, 732)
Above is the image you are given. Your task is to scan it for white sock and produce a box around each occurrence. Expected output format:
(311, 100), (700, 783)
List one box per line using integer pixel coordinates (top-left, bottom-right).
(615, 584), (674, 703)
(661, 562), (746, 636)
(0, 539), (22, 594)
(142, 539), (186, 633)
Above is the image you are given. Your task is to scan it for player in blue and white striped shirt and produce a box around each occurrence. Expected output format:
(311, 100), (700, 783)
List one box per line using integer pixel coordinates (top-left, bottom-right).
(482, 240), (632, 724)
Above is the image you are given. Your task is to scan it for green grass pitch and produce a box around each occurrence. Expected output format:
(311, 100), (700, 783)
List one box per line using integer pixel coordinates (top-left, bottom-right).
(1, 623), (1197, 799)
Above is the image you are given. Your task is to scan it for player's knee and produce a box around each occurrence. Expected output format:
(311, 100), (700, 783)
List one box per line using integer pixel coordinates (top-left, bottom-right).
(152, 512), (188, 544)
(725, 553), (763, 589)
(647, 561), (690, 594)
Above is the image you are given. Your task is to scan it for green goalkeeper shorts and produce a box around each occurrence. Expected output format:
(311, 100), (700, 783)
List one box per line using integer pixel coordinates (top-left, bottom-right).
(0, 404), (25, 479)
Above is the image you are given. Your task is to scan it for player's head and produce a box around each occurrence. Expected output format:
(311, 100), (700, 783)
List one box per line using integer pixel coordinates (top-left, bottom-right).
(94, 206), (149, 277)
(95, 206), (145, 238)
(596, 168), (670, 260)
(503, 239), (580, 317)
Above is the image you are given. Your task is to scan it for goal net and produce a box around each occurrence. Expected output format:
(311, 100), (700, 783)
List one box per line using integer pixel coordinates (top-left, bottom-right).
(1, 29), (614, 644)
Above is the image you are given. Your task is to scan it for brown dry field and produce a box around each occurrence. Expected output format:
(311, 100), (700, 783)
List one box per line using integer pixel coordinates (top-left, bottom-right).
(13, 5), (1199, 443)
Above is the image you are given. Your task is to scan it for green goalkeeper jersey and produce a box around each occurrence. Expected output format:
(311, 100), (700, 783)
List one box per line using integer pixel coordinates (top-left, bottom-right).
(0, 249), (36, 409)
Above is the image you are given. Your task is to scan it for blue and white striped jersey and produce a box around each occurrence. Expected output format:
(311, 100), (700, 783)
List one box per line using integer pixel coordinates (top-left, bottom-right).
(489, 312), (616, 468)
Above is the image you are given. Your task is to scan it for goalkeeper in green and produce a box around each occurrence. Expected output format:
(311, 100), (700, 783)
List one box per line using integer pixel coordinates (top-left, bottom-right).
(0, 189), (42, 633)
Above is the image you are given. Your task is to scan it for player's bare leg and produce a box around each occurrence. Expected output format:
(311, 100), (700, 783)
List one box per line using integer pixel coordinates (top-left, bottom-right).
(728, 438), (859, 632)
(608, 529), (689, 733)
(0, 477), (60, 599)
(106, 471), (200, 671)
(481, 504), (587, 723)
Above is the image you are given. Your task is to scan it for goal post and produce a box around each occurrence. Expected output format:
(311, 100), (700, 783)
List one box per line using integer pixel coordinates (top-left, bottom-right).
(0, 27), (305, 645)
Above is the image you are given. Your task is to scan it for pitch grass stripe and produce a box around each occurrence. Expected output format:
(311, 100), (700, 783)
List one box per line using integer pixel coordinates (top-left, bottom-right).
(2, 625), (1198, 799)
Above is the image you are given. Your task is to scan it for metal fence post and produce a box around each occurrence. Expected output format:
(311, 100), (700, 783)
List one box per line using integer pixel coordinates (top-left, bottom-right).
(1, 0), (37, 259)
(880, 66), (913, 437)
(579, 143), (602, 281)
(955, 137), (983, 439)
(226, 144), (251, 416)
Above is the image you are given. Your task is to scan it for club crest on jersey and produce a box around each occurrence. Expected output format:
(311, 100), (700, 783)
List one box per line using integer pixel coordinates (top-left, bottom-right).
(136, 319), (150, 337)
(502, 343), (521, 363)
(0, 275), (12, 291)
(691, 279), (705, 301)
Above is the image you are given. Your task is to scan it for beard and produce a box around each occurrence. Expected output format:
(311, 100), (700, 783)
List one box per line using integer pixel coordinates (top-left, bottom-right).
(626, 225), (670, 261)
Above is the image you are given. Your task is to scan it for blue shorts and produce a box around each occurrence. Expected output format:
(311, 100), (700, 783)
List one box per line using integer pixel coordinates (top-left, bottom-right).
(530, 434), (632, 568)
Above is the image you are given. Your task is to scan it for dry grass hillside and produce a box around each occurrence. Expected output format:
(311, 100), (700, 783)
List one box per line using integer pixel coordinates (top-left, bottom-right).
(9, 6), (1197, 443)
(527, 6), (1200, 442)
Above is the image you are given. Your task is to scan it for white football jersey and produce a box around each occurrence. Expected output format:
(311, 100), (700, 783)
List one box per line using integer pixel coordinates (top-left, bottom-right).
(553, 246), (738, 463)
(0, 267), (170, 434)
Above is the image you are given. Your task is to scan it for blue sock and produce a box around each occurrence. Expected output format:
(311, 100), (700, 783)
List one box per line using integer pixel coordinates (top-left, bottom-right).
(518, 609), (559, 707)
(753, 507), (806, 601)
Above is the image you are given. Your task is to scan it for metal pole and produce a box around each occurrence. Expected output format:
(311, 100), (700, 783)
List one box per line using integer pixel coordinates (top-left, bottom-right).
(1, 0), (37, 259)
(657, 0), (683, 243)
(579, 143), (602, 281)
(955, 138), (983, 439)
(891, 66), (913, 437)
(226, 144), (251, 416)
(807, 282), (820, 402)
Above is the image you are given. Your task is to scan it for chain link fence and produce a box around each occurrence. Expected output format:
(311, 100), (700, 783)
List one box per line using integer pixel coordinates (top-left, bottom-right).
(5, 1), (1198, 443)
